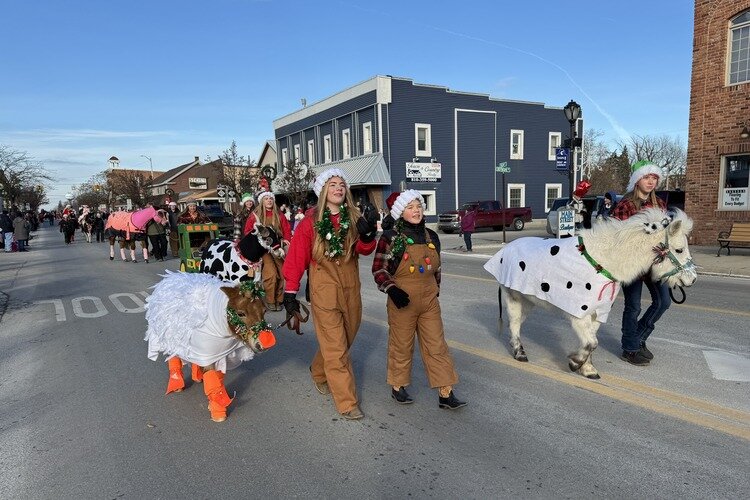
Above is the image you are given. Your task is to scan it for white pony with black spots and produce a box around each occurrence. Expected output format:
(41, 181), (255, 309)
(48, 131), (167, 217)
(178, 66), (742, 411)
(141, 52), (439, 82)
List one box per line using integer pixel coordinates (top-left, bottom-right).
(484, 208), (696, 379)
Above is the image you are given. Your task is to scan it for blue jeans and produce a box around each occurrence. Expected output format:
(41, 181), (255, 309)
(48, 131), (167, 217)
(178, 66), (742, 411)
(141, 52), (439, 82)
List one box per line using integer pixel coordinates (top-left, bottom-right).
(3, 232), (12, 252)
(621, 277), (671, 352)
(16, 239), (26, 251)
(463, 231), (473, 251)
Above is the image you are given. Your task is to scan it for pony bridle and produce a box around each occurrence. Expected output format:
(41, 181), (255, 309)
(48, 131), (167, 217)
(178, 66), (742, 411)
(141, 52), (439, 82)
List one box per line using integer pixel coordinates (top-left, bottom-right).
(652, 229), (695, 282)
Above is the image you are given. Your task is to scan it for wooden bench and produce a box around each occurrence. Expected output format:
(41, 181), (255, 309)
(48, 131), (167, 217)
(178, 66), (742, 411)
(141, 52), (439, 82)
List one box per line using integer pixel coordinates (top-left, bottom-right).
(717, 222), (750, 256)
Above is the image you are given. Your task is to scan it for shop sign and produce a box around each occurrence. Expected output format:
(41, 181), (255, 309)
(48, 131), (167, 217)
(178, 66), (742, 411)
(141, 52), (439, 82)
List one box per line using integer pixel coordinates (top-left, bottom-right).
(722, 188), (748, 209)
(406, 162), (441, 182)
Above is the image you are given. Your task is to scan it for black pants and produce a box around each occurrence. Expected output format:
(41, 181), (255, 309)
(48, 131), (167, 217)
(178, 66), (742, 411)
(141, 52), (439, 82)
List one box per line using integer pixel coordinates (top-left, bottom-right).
(149, 234), (167, 260)
(95, 229), (104, 242)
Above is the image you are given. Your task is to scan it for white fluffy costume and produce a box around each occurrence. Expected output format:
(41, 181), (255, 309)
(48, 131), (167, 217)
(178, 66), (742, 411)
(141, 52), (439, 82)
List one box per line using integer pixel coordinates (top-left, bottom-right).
(483, 237), (620, 322)
(145, 271), (259, 373)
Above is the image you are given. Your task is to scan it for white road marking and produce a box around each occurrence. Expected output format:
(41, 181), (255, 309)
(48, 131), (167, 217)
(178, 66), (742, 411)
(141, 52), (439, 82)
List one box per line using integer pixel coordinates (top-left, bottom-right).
(703, 350), (750, 382)
(35, 299), (66, 322)
(71, 296), (108, 318)
(109, 293), (146, 313)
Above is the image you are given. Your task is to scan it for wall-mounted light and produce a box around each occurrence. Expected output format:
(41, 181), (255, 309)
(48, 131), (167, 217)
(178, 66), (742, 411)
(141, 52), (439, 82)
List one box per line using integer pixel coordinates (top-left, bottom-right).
(431, 157), (438, 163)
(741, 124), (750, 139)
(412, 157), (419, 162)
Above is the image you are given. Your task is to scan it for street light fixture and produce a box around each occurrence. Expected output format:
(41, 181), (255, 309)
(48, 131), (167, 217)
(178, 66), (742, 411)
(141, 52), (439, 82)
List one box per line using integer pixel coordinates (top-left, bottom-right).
(563, 100), (582, 198)
(141, 154), (154, 179)
(741, 125), (750, 139)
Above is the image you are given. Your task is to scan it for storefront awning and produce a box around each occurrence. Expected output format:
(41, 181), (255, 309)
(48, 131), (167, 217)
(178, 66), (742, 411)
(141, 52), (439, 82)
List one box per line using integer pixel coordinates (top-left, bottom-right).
(272, 153), (391, 192)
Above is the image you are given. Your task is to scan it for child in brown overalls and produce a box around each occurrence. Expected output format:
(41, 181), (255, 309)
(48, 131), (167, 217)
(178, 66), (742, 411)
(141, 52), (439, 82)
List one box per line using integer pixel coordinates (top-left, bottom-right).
(282, 168), (378, 420)
(372, 190), (467, 409)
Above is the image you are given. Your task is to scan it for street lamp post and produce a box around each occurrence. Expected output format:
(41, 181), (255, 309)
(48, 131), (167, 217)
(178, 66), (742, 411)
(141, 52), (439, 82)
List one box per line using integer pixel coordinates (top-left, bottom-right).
(563, 100), (582, 199)
(140, 155), (154, 180)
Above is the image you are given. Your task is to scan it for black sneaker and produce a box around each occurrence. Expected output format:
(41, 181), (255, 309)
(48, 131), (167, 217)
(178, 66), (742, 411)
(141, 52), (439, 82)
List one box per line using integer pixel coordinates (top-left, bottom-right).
(391, 387), (414, 405)
(621, 350), (650, 365)
(438, 391), (467, 410)
(639, 342), (654, 360)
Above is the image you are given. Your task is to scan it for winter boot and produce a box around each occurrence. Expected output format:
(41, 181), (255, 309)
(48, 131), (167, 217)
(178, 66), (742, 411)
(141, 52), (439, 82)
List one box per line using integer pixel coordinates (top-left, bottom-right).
(203, 370), (233, 422)
(166, 357), (185, 394)
(191, 363), (204, 383)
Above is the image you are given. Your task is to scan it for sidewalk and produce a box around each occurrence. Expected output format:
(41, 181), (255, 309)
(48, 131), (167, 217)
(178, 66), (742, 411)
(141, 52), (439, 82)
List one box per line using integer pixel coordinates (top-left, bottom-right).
(431, 220), (750, 279)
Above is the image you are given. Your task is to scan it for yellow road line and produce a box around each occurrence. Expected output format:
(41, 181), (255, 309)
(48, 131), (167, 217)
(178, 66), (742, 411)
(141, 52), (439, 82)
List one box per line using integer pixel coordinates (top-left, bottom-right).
(442, 273), (750, 318)
(361, 314), (750, 441)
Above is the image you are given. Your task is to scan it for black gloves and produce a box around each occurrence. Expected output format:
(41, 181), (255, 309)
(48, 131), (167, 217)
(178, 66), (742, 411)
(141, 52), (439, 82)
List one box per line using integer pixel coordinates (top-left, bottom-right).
(283, 292), (300, 316)
(387, 286), (410, 309)
(356, 204), (379, 242)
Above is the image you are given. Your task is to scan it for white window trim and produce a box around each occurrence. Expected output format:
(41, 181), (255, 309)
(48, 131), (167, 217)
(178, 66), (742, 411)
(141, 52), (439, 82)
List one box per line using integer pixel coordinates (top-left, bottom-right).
(727, 12), (750, 85)
(342, 128), (351, 159)
(417, 190), (437, 216)
(362, 121), (373, 154)
(307, 139), (315, 165)
(548, 132), (562, 161)
(510, 129), (524, 160)
(281, 148), (288, 166)
(507, 183), (526, 208)
(293, 144), (301, 165)
(544, 183), (563, 212)
(415, 123), (432, 157)
(323, 134), (332, 163)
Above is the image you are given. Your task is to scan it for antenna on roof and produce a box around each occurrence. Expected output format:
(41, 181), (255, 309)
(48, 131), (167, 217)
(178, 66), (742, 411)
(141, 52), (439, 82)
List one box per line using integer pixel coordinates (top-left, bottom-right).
(301, 98), (307, 108)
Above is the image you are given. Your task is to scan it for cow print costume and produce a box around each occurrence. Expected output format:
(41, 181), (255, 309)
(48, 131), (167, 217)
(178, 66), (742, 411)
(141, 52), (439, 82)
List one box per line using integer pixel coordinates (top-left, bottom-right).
(200, 224), (282, 283)
(484, 236), (620, 322)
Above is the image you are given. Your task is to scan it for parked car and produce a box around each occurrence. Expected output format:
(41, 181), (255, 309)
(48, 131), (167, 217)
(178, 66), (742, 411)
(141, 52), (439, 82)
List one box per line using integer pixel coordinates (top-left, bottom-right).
(197, 204), (234, 237)
(546, 194), (620, 236)
(656, 189), (686, 211)
(438, 200), (532, 233)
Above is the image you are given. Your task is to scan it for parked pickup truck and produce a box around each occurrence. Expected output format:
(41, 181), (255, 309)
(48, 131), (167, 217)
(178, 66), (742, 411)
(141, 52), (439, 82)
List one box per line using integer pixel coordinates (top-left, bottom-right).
(198, 204), (235, 237)
(437, 200), (533, 233)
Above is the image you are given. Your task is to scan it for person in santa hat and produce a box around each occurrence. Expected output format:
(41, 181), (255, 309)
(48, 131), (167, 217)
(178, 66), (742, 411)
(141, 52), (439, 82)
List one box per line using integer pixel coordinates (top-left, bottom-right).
(371, 190), (467, 410)
(281, 168), (378, 420)
(244, 190), (292, 311)
(612, 160), (669, 366)
(567, 180), (592, 231)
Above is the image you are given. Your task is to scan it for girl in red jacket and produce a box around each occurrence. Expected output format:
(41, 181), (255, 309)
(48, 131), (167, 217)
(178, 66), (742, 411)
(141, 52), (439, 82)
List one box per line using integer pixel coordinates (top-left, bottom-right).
(282, 168), (378, 420)
(244, 190), (292, 310)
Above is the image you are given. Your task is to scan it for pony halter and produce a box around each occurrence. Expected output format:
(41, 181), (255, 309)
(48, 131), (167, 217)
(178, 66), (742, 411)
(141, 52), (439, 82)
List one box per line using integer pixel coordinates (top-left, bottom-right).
(652, 229), (695, 282)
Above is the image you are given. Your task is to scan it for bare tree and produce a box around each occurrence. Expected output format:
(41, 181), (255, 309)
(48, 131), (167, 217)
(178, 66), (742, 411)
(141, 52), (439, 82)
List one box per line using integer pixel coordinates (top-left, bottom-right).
(587, 147), (632, 194)
(580, 128), (611, 180)
(73, 172), (110, 208)
(17, 185), (49, 212)
(274, 159), (316, 209)
(107, 169), (151, 208)
(207, 140), (262, 198)
(0, 145), (54, 207)
(617, 134), (687, 189)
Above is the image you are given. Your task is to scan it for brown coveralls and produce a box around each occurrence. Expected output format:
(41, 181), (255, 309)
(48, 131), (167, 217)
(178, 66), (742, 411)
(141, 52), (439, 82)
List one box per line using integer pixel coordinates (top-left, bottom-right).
(387, 243), (458, 389)
(261, 253), (284, 307)
(309, 255), (363, 414)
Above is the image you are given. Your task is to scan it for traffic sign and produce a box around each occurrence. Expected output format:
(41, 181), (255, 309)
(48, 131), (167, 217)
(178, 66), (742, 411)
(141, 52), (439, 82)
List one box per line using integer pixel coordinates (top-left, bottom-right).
(496, 162), (511, 173)
(218, 197), (226, 203)
(555, 148), (570, 170)
(228, 197), (236, 203)
(217, 188), (226, 198)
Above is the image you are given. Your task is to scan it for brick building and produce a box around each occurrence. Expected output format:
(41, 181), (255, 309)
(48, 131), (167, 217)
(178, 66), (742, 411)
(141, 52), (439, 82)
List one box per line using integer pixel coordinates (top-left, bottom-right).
(686, 1), (750, 244)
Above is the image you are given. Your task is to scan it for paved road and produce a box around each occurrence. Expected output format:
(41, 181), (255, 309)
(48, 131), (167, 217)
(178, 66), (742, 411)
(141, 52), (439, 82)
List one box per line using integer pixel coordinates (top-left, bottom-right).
(1, 226), (748, 498)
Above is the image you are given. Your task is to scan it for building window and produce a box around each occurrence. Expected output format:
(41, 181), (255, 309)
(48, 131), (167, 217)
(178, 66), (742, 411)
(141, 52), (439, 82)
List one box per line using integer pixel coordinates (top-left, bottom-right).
(281, 148), (288, 166)
(728, 10), (750, 85)
(362, 121), (372, 154)
(545, 183), (563, 212)
(293, 144), (301, 165)
(415, 123), (432, 157)
(342, 128), (351, 159)
(720, 154), (750, 210)
(417, 190), (437, 216)
(307, 140), (315, 165)
(510, 130), (524, 160)
(549, 132), (562, 161)
(507, 183), (526, 208)
(324, 134), (332, 163)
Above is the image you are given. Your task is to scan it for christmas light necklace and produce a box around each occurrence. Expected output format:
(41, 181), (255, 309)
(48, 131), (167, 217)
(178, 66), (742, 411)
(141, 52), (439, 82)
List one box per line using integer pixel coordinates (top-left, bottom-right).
(387, 218), (436, 273)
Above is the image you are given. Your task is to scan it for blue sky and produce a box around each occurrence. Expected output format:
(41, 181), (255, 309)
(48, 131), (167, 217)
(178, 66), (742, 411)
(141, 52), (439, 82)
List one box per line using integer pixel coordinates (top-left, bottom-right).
(0, 0), (693, 207)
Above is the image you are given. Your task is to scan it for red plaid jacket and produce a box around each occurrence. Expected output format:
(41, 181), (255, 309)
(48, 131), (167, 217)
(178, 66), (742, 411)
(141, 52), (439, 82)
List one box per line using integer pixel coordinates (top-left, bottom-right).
(611, 196), (666, 221)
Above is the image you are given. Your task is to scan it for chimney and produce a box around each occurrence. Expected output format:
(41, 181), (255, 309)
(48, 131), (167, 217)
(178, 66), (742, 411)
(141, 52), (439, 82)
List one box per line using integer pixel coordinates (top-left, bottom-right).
(194, 156), (200, 163)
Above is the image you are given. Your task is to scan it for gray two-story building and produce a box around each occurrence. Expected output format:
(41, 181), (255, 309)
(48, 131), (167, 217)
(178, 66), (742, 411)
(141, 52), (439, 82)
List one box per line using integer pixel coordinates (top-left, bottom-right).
(272, 75), (580, 221)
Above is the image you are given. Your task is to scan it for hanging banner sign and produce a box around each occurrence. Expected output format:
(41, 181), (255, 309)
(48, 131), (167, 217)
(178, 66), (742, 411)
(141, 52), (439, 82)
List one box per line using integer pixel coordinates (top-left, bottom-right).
(406, 162), (441, 182)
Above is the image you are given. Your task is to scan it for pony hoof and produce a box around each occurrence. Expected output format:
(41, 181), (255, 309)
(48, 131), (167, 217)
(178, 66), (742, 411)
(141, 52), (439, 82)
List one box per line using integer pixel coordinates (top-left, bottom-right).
(568, 360), (581, 372)
(514, 352), (528, 362)
(586, 373), (601, 380)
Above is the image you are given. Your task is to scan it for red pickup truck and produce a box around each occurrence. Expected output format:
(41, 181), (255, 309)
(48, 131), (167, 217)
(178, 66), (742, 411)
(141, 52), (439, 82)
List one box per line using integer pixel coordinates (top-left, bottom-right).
(437, 200), (533, 233)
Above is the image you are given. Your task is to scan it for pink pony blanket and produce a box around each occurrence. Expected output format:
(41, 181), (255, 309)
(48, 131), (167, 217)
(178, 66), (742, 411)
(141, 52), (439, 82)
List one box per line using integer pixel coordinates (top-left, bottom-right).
(105, 207), (157, 238)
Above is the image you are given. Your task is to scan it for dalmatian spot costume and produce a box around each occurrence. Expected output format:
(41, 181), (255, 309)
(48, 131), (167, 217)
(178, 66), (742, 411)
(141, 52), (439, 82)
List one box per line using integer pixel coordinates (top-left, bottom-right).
(483, 237), (620, 322)
(200, 224), (282, 283)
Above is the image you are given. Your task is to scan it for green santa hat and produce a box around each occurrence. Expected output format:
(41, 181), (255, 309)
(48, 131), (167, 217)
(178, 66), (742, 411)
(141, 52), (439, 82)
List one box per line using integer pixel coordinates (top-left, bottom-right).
(626, 160), (663, 193)
(241, 192), (254, 204)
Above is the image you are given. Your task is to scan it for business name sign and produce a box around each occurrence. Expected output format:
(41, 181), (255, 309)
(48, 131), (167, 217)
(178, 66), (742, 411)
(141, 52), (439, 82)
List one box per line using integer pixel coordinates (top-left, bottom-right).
(406, 162), (441, 182)
(557, 208), (575, 238)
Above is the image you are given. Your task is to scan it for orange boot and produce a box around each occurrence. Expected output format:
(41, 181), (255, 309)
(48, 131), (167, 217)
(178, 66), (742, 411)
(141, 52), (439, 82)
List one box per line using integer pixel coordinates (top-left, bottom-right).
(191, 364), (204, 383)
(166, 357), (185, 394)
(203, 370), (233, 422)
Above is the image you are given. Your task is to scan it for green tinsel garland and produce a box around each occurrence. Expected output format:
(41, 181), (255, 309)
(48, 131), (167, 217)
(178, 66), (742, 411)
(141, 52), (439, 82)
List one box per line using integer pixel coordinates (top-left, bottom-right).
(226, 307), (271, 344)
(314, 203), (350, 259)
(238, 280), (266, 299)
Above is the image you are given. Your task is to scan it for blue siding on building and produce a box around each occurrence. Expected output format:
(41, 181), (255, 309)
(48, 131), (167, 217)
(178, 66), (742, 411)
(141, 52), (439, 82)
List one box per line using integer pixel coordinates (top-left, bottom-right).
(273, 77), (575, 219)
